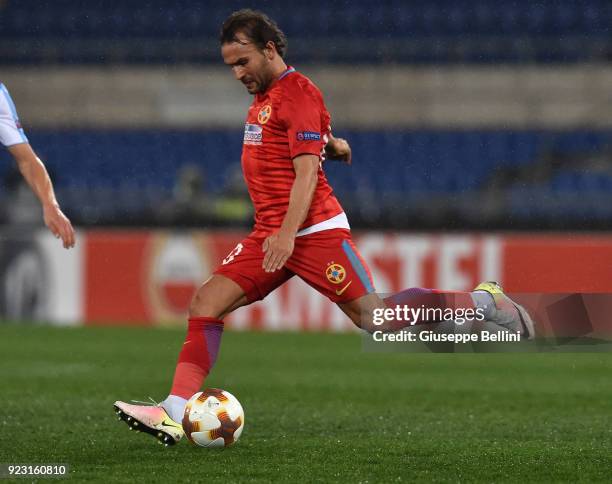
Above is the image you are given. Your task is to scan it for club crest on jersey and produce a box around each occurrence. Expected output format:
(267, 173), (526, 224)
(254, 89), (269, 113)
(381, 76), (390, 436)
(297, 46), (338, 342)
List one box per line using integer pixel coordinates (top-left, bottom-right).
(297, 131), (321, 142)
(257, 104), (272, 124)
(243, 123), (263, 145)
(326, 262), (346, 284)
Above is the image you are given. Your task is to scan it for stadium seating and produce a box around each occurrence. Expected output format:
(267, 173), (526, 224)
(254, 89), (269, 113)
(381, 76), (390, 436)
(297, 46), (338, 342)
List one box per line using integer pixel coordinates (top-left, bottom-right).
(1, 1), (611, 64)
(2, 129), (610, 226)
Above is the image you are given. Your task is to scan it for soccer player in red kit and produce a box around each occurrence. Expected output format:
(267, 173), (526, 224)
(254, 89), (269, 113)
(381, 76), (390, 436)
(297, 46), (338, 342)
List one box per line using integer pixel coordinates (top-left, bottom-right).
(114, 9), (534, 445)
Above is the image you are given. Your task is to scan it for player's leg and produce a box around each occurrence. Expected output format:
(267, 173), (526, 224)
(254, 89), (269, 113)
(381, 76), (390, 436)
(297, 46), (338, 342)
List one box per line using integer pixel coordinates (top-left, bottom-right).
(380, 283), (534, 337)
(288, 229), (533, 337)
(336, 292), (387, 332)
(115, 235), (292, 445)
(160, 274), (246, 424)
(337, 290), (483, 333)
(189, 274), (248, 318)
(339, 283), (535, 350)
(162, 235), (292, 424)
(338, 285), (534, 337)
(113, 274), (246, 445)
(313, 233), (531, 334)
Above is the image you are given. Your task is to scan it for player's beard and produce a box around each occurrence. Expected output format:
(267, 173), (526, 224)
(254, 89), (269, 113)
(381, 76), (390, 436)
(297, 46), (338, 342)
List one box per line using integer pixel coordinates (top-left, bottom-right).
(243, 79), (261, 94)
(244, 65), (274, 95)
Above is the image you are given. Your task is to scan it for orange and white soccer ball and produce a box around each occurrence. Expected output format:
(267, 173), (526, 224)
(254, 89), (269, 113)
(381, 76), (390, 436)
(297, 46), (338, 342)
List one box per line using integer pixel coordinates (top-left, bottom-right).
(182, 389), (245, 448)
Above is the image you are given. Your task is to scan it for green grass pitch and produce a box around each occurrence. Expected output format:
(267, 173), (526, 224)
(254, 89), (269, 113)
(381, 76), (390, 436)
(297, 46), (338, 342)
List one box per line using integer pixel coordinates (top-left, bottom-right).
(0, 324), (611, 483)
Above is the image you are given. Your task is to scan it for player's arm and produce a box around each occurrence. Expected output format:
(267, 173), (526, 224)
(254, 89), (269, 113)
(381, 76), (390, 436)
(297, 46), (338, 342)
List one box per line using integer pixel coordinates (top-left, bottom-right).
(262, 154), (319, 272)
(324, 134), (351, 164)
(8, 143), (76, 249)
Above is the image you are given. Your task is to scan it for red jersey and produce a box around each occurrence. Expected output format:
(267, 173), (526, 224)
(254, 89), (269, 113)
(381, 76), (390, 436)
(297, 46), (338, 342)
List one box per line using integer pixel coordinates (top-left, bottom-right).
(241, 67), (344, 237)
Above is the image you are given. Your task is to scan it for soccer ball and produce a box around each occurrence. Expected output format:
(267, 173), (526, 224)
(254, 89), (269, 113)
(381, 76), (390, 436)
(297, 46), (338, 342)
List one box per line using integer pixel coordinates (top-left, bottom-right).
(182, 388), (245, 448)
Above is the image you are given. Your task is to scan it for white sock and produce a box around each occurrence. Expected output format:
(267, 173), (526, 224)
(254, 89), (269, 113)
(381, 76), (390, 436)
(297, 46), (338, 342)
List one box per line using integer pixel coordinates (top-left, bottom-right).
(161, 395), (187, 423)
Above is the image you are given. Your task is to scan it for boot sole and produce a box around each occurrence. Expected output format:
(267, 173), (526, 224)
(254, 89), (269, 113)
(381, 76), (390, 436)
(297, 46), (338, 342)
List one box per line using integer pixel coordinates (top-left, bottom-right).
(113, 404), (179, 447)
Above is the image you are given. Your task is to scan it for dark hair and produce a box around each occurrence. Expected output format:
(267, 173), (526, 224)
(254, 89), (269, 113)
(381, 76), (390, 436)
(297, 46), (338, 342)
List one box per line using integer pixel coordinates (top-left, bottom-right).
(220, 9), (288, 58)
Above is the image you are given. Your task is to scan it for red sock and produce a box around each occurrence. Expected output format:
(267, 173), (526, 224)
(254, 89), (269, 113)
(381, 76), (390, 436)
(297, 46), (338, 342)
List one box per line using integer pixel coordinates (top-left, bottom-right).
(384, 287), (475, 330)
(170, 317), (224, 399)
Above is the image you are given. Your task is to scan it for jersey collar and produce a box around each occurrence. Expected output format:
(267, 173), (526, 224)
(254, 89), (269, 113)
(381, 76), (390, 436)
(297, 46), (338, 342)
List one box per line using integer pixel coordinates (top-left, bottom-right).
(278, 66), (296, 81)
(257, 66), (296, 99)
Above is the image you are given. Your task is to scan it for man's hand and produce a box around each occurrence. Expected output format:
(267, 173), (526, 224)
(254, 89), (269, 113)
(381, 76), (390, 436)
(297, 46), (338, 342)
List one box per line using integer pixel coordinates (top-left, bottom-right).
(262, 230), (295, 272)
(324, 136), (352, 164)
(43, 203), (76, 249)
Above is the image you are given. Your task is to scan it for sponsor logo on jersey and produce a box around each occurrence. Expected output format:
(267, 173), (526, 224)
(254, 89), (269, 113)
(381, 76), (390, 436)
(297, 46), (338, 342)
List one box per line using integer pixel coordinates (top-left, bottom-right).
(15, 120), (22, 130)
(296, 131), (321, 142)
(257, 104), (272, 124)
(325, 262), (346, 284)
(243, 123), (263, 145)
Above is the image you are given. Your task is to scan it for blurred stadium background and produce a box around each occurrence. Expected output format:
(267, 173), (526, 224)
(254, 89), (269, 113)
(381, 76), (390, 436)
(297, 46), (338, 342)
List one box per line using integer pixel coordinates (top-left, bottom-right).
(2, 4), (612, 481)
(1, 0), (612, 328)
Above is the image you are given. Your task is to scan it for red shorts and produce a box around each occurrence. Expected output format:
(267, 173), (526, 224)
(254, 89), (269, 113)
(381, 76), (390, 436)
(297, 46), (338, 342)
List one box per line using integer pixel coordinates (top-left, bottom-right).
(214, 229), (375, 303)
